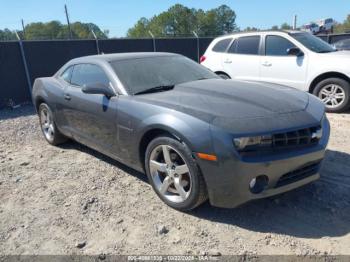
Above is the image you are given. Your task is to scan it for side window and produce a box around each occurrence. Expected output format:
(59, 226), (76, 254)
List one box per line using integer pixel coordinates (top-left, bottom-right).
(71, 64), (110, 87)
(228, 36), (260, 55)
(265, 35), (296, 56)
(60, 66), (73, 83)
(212, 38), (232, 52)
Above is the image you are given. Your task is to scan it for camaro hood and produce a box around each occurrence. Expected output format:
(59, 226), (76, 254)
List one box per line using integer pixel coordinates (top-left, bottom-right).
(135, 79), (309, 123)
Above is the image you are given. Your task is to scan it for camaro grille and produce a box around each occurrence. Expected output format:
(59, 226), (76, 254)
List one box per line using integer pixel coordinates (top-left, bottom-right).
(275, 160), (322, 188)
(239, 125), (322, 154)
(272, 126), (321, 148)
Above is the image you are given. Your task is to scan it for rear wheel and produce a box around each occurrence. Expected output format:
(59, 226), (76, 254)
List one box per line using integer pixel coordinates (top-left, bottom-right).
(38, 103), (67, 145)
(145, 136), (207, 211)
(313, 77), (350, 113)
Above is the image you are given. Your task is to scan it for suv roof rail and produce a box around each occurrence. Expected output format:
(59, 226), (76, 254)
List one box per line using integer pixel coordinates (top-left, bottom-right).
(220, 29), (302, 37)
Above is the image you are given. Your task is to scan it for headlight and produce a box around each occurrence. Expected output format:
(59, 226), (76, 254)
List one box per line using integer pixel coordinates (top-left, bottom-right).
(233, 135), (272, 151)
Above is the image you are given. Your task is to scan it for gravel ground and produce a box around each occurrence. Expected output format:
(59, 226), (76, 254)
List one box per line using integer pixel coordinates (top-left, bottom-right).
(0, 105), (350, 256)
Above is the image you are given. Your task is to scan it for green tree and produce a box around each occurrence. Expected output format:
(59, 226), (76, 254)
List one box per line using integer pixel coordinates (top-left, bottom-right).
(24, 21), (68, 39)
(214, 5), (236, 34)
(127, 17), (149, 37)
(70, 22), (108, 39)
(271, 25), (279, 30)
(22, 20), (108, 40)
(195, 9), (218, 36)
(0, 29), (17, 40)
(127, 4), (237, 37)
(242, 26), (259, 32)
(280, 22), (292, 30)
(334, 14), (350, 33)
(164, 4), (198, 35)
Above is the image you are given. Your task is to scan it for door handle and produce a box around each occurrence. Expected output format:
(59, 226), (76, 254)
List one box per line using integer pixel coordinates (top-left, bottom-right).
(224, 59), (232, 64)
(64, 94), (71, 101)
(262, 61), (272, 67)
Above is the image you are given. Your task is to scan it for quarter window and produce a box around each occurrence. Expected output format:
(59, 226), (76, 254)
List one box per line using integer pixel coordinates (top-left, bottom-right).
(71, 64), (110, 87)
(265, 35), (296, 56)
(228, 36), (260, 55)
(60, 66), (73, 83)
(212, 38), (232, 52)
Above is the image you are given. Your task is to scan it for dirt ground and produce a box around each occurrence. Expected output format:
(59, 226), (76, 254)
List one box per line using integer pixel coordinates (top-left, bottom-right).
(0, 105), (349, 256)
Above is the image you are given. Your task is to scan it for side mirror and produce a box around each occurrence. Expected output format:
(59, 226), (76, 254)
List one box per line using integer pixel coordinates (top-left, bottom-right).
(82, 82), (115, 98)
(287, 47), (304, 57)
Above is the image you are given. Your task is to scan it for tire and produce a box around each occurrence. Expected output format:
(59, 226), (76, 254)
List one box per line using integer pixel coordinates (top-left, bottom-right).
(145, 136), (208, 211)
(217, 73), (230, 80)
(38, 103), (67, 145)
(313, 77), (350, 113)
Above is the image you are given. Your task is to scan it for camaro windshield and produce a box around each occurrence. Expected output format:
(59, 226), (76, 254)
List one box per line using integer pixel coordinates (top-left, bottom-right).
(110, 56), (219, 95)
(290, 32), (336, 53)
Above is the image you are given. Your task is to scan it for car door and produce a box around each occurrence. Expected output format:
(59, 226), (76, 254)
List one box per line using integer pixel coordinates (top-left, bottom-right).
(62, 63), (119, 154)
(222, 35), (261, 81)
(54, 65), (74, 134)
(260, 35), (308, 90)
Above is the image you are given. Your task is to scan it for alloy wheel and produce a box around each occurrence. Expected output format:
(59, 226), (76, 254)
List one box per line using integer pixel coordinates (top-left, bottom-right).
(149, 145), (192, 203)
(40, 107), (55, 142)
(319, 84), (346, 109)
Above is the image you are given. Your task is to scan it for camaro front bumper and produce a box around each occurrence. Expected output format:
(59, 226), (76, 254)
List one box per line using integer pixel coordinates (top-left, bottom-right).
(197, 117), (330, 208)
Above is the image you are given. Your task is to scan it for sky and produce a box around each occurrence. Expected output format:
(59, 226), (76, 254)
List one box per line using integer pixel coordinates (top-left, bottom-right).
(1, 0), (349, 37)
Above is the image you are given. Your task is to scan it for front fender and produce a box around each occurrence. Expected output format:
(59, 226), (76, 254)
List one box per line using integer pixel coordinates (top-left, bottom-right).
(138, 113), (213, 154)
(116, 98), (215, 172)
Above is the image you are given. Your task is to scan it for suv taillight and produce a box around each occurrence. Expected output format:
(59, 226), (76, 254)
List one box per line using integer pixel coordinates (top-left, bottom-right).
(200, 55), (206, 63)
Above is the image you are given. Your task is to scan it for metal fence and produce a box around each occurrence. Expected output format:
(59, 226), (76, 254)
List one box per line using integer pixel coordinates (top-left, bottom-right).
(317, 33), (350, 43)
(1, 33), (350, 108)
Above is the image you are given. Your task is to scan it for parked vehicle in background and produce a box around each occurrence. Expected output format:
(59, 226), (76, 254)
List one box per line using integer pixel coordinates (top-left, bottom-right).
(201, 30), (350, 113)
(301, 23), (320, 34)
(32, 52), (330, 210)
(333, 38), (350, 50)
(317, 18), (334, 34)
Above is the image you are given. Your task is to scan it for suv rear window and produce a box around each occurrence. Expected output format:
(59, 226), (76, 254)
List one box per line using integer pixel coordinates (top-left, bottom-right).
(228, 36), (260, 55)
(212, 38), (232, 52)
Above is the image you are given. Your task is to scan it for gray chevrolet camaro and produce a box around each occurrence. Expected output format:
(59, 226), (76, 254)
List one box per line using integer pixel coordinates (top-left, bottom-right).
(32, 52), (330, 211)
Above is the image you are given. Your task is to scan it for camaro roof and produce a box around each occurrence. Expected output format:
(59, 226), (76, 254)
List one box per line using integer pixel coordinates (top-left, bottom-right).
(70, 52), (178, 63)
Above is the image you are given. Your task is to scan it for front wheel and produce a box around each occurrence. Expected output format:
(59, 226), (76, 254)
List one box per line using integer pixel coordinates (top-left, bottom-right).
(38, 103), (67, 145)
(145, 136), (208, 211)
(313, 78), (350, 113)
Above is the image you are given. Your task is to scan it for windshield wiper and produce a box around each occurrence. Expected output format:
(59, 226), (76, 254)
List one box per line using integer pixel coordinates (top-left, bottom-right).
(134, 85), (175, 95)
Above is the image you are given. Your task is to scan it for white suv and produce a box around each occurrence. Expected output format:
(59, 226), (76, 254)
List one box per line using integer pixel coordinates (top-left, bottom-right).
(201, 30), (350, 112)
